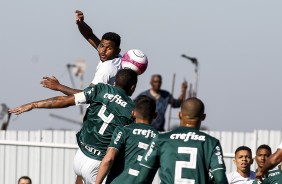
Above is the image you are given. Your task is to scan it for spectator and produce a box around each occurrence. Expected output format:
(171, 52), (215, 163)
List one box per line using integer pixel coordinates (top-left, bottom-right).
(227, 146), (256, 184)
(136, 74), (187, 131)
(137, 97), (228, 183)
(18, 176), (32, 184)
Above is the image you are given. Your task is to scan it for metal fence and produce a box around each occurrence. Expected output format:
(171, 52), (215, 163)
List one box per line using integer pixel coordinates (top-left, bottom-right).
(0, 129), (281, 184)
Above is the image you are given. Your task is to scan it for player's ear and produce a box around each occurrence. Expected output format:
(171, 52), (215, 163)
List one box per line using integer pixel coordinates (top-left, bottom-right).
(250, 158), (254, 165)
(178, 111), (182, 120)
(201, 114), (206, 121)
(233, 159), (236, 165)
(132, 111), (136, 118)
(153, 112), (158, 119)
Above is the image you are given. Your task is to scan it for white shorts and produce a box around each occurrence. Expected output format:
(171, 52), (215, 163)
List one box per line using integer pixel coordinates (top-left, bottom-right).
(73, 148), (105, 184)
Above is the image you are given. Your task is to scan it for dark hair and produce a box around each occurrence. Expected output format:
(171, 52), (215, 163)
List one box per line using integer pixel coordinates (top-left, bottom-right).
(134, 95), (156, 120)
(102, 32), (121, 48)
(151, 74), (162, 81)
(181, 97), (205, 118)
(115, 69), (137, 93)
(256, 144), (272, 154)
(18, 176), (32, 184)
(235, 146), (252, 155)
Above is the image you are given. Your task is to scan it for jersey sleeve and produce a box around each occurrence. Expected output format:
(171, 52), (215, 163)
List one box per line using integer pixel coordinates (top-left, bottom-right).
(278, 141), (282, 149)
(209, 141), (226, 173)
(108, 126), (126, 151)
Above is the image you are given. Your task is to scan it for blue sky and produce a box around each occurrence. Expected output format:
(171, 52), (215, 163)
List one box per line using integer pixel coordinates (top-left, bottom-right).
(1, 1), (282, 131)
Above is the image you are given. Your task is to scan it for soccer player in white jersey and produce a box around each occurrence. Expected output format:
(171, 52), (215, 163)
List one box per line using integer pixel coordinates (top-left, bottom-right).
(40, 11), (122, 95)
(227, 146), (256, 184)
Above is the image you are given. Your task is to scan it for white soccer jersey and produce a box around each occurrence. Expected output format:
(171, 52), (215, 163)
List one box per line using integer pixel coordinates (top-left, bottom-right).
(91, 57), (121, 85)
(227, 170), (256, 184)
(278, 141), (282, 149)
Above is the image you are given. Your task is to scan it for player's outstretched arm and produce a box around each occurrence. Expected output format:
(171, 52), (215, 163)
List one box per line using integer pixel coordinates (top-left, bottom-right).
(75, 10), (101, 50)
(41, 76), (82, 96)
(8, 96), (75, 115)
(95, 148), (119, 184)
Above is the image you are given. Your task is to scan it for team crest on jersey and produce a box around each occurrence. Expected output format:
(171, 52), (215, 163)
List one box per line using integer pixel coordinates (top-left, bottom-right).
(104, 93), (127, 107)
(170, 132), (205, 142)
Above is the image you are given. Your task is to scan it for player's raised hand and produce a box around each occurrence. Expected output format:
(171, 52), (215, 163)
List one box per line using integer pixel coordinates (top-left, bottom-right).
(75, 10), (84, 24)
(8, 103), (34, 115)
(41, 76), (61, 91)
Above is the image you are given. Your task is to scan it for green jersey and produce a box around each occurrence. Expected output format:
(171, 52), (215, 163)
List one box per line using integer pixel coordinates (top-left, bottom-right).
(106, 123), (158, 184)
(262, 166), (282, 184)
(76, 84), (135, 160)
(140, 126), (226, 184)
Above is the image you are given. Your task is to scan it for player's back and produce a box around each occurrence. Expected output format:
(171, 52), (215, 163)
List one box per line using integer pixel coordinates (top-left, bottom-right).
(155, 126), (225, 184)
(107, 123), (158, 184)
(76, 83), (135, 160)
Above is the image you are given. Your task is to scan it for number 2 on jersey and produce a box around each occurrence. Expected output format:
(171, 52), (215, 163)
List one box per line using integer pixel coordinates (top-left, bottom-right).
(175, 147), (198, 184)
(97, 105), (114, 135)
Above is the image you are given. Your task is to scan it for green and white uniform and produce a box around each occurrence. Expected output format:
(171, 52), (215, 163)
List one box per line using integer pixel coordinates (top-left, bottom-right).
(261, 166), (282, 184)
(75, 84), (135, 160)
(106, 123), (158, 184)
(140, 126), (226, 184)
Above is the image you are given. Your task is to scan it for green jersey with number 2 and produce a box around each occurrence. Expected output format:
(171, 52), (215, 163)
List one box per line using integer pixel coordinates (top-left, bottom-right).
(140, 126), (226, 184)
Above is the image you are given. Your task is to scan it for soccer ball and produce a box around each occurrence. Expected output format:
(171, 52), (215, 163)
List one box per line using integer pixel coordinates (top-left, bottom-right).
(121, 49), (148, 75)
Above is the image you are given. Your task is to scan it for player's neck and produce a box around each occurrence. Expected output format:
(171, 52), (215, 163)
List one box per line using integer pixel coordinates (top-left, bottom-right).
(135, 118), (150, 125)
(237, 169), (251, 178)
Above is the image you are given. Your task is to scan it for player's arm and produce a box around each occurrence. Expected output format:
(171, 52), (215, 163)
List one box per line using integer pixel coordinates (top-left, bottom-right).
(75, 10), (101, 50)
(209, 142), (228, 184)
(95, 148), (119, 184)
(8, 95), (75, 115)
(212, 169), (228, 184)
(41, 76), (82, 95)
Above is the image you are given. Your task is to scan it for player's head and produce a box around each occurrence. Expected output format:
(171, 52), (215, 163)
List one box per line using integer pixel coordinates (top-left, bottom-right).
(233, 146), (253, 174)
(133, 95), (157, 124)
(18, 176), (32, 184)
(98, 32), (121, 62)
(179, 97), (206, 129)
(255, 144), (272, 169)
(115, 69), (138, 96)
(150, 74), (162, 91)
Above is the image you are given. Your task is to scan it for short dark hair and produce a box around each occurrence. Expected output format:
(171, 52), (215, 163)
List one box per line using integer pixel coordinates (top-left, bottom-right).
(18, 176), (32, 184)
(102, 32), (121, 48)
(134, 95), (156, 120)
(256, 144), (272, 154)
(115, 69), (137, 93)
(235, 146), (252, 156)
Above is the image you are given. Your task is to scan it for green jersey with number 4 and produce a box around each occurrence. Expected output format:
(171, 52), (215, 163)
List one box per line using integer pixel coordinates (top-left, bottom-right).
(76, 84), (135, 160)
(140, 126), (226, 184)
(106, 123), (159, 184)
